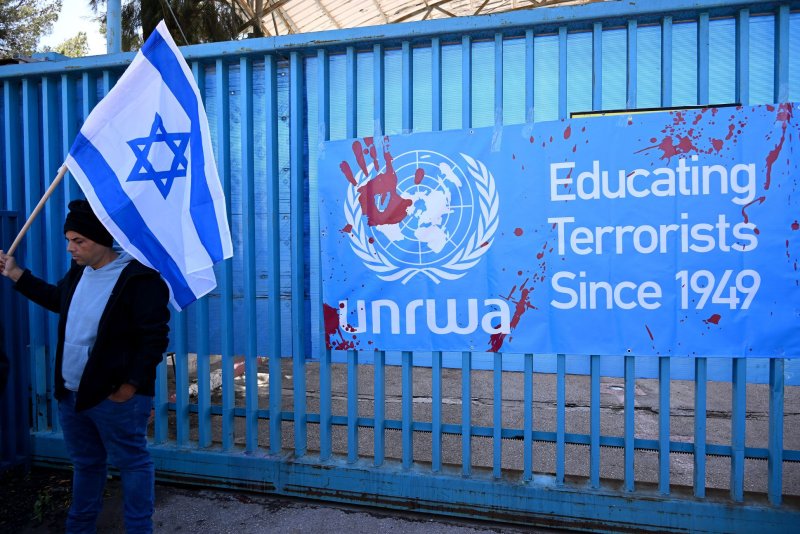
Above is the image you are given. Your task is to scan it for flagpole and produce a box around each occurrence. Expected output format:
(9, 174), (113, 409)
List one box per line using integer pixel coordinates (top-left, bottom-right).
(7, 163), (68, 256)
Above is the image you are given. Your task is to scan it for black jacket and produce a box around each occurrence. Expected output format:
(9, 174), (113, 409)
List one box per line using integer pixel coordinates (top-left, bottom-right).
(15, 259), (170, 412)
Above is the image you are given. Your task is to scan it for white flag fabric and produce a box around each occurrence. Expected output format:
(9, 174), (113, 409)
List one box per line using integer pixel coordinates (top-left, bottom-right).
(65, 21), (233, 311)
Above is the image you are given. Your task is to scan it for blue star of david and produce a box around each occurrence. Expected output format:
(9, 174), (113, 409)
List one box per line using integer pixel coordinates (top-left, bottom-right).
(126, 113), (190, 198)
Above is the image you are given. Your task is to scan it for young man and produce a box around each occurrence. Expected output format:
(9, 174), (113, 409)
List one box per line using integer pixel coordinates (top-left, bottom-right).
(0, 200), (170, 534)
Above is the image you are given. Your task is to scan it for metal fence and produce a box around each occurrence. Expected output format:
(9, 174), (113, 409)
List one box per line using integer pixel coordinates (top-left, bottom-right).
(1, 0), (799, 531)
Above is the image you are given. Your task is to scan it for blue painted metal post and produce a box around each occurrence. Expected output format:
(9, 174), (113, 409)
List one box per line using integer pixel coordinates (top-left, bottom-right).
(3, 81), (22, 212)
(697, 13), (710, 105)
(523, 353), (533, 481)
(493, 352), (502, 479)
(215, 58), (235, 452)
(373, 350), (385, 466)
(774, 4), (790, 103)
(462, 351), (471, 476)
(173, 308), (189, 447)
(462, 36), (472, 129)
(374, 44), (384, 136)
(693, 357), (707, 498)
(60, 74), (80, 206)
(592, 23), (602, 111)
(192, 62), (211, 449)
(735, 9), (749, 106)
(768, 359), (784, 505)
(402, 350), (413, 469)
(494, 33), (503, 133)
(347, 349), (359, 463)
(590, 354), (600, 488)
(658, 356), (670, 494)
(240, 56), (259, 454)
(432, 350), (442, 473)
(402, 42), (412, 133)
(556, 354), (565, 485)
(627, 20), (637, 110)
(558, 26), (567, 119)
(106, 0), (121, 54)
(289, 51), (307, 457)
(431, 38), (442, 131)
(154, 358), (168, 444)
(525, 30), (534, 123)
(624, 355), (635, 492)
(266, 53), (283, 456)
(731, 357), (746, 501)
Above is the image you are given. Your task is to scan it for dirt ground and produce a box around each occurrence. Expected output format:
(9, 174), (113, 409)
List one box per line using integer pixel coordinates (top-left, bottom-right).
(0, 465), (72, 533)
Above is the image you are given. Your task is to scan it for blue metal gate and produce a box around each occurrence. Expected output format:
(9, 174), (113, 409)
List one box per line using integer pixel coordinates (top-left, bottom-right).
(1, 0), (799, 531)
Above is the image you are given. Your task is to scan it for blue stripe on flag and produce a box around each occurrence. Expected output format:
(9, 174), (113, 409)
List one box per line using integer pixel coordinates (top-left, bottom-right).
(142, 31), (225, 264)
(70, 132), (198, 308)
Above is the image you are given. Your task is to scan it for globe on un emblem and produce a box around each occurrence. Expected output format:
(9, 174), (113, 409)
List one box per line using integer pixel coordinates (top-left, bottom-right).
(367, 150), (477, 268)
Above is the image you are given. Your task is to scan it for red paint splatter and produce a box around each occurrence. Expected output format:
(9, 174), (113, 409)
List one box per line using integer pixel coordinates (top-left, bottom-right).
(710, 138), (723, 152)
(323, 303), (357, 350)
(764, 103), (793, 190)
(341, 224), (353, 233)
(414, 167), (424, 185)
(480, 241), (489, 247)
(340, 161), (357, 186)
(529, 136), (534, 143)
(741, 196), (766, 231)
(368, 237), (375, 244)
(514, 227), (523, 236)
(489, 280), (536, 352)
(536, 252), (544, 260)
(636, 135), (697, 162)
(512, 153), (516, 160)
(792, 221), (799, 231)
(704, 314), (722, 325)
(353, 138), (413, 227)
(645, 324), (654, 340)
(352, 140), (369, 176)
(725, 124), (735, 140)
(564, 125), (571, 139)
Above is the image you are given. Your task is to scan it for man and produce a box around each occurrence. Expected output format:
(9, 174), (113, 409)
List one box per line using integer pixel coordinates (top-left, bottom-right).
(0, 200), (170, 534)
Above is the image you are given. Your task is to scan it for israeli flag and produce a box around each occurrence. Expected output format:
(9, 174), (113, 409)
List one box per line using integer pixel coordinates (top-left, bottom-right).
(66, 21), (233, 311)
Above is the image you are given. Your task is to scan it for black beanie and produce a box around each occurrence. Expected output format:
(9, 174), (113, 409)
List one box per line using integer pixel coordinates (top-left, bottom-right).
(63, 200), (113, 247)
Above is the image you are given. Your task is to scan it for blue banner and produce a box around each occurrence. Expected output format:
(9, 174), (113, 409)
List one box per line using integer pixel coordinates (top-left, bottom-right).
(319, 103), (800, 357)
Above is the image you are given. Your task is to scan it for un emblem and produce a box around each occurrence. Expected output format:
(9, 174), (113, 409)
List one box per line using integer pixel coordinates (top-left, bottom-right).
(344, 150), (499, 284)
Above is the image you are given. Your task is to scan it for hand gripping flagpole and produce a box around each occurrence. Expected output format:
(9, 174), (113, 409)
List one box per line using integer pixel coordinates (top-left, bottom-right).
(6, 163), (68, 256)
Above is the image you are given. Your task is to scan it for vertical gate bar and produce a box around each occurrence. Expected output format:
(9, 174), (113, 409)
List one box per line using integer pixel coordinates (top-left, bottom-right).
(82, 72), (96, 121)
(290, 51), (307, 457)
(61, 73), (80, 204)
(174, 312), (189, 447)
(730, 357), (746, 501)
(774, 4), (789, 103)
(697, 13), (710, 105)
(627, 20), (637, 110)
(495, 33), (503, 131)
(266, 54), (283, 456)
(735, 9), (749, 106)
(558, 26), (567, 119)
(693, 357), (707, 498)
(768, 358), (784, 506)
(402, 41), (412, 133)
(192, 61), (212, 449)
(556, 353), (565, 485)
(432, 37), (442, 131)
(346, 47), (357, 138)
(41, 76), (60, 431)
(374, 44), (384, 135)
(462, 36), (472, 129)
(402, 350), (413, 469)
(320, 347), (332, 460)
(3, 80), (21, 212)
(310, 50), (331, 460)
(590, 354), (600, 488)
(624, 355), (635, 492)
(432, 350), (442, 473)
(347, 349), (359, 463)
(240, 56), (259, 454)
(22, 77), (46, 431)
(154, 357), (168, 443)
(525, 29), (534, 123)
(658, 356), (670, 494)
(592, 22), (602, 111)
(523, 353), (533, 481)
(493, 351), (502, 479)
(101, 70), (115, 96)
(374, 350), (385, 466)
(215, 58), (235, 452)
(462, 351), (471, 476)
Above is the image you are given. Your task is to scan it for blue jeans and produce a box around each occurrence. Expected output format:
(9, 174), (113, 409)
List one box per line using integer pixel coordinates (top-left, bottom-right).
(58, 391), (154, 534)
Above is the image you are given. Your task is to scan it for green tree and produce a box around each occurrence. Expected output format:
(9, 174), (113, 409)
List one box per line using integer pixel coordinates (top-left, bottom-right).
(90, 0), (245, 52)
(53, 31), (89, 57)
(0, 0), (62, 58)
